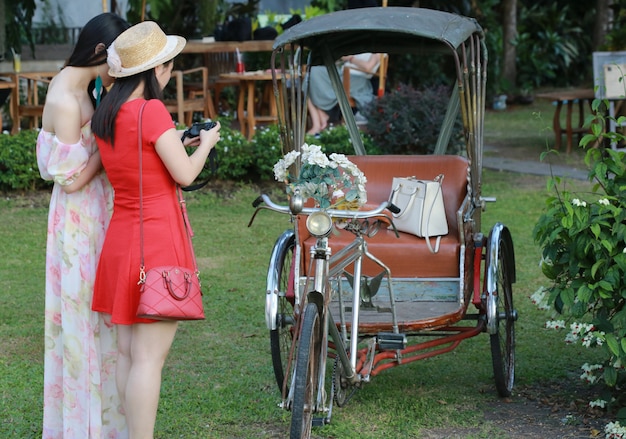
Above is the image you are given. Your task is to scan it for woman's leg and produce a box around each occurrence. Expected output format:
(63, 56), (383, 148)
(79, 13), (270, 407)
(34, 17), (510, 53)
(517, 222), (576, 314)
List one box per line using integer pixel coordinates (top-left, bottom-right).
(307, 99), (329, 135)
(116, 324), (132, 411)
(125, 321), (178, 439)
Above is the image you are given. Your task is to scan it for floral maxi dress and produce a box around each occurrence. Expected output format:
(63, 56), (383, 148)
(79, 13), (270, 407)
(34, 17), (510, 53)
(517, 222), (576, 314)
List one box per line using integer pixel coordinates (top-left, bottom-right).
(37, 124), (127, 439)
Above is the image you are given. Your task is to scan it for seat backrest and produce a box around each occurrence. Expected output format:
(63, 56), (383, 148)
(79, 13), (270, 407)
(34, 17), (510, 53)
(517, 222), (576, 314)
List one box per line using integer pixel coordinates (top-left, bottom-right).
(295, 154), (469, 246)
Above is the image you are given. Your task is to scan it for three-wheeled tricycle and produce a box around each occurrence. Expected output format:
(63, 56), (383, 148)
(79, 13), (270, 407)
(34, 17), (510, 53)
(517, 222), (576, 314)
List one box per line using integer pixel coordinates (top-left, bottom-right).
(248, 7), (518, 438)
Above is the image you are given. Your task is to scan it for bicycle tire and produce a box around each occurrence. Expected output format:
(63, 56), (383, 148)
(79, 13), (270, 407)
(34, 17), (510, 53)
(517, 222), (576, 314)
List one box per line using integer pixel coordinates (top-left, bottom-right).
(290, 303), (322, 439)
(488, 229), (516, 397)
(269, 233), (296, 395)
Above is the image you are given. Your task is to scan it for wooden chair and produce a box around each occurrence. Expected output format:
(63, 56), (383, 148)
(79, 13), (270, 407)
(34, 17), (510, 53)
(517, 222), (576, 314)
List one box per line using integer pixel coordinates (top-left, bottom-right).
(16, 72), (56, 130)
(203, 52), (241, 112)
(163, 66), (215, 127)
(342, 53), (388, 108)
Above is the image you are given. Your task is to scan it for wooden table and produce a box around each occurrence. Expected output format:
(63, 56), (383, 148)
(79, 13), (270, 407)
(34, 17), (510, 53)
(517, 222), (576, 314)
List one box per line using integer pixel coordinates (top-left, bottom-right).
(184, 40), (275, 113)
(536, 88), (595, 153)
(182, 40), (274, 54)
(221, 70), (279, 139)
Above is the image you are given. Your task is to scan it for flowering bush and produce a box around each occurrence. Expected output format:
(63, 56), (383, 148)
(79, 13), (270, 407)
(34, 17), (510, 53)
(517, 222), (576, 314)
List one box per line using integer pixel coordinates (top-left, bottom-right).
(533, 98), (626, 429)
(273, 143), (367, 209)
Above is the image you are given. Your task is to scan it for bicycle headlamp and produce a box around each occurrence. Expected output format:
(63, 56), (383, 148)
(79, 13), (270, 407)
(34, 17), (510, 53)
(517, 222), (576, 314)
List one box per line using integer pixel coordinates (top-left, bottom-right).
(306, 211), (333, 238)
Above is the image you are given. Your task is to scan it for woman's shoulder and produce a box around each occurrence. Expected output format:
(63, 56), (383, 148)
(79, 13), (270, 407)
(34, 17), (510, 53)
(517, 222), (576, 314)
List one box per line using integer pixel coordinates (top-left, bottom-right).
(127, 98), (168, 114)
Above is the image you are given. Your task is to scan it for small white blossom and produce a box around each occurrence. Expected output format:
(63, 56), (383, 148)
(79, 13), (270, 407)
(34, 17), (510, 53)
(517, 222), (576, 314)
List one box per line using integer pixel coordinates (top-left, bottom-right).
(598, 198), (610, 206)
(530, 287), (551, 311)
(580, 363), (603, 384)
(545, 320), (566, 330)
(572, 198), (587, 207)
(589, 399), (607, 409)
(605, 421), (626, 439)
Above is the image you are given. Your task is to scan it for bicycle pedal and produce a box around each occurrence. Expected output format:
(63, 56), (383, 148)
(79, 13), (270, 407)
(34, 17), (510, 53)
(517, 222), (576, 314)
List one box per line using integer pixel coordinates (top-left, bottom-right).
(312, 416), (327, 427)
(377, 332), (407, 350)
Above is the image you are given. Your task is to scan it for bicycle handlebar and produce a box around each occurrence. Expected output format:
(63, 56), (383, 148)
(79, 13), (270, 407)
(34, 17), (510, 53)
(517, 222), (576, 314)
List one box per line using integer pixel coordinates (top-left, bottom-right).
(248, 193), (400, 229)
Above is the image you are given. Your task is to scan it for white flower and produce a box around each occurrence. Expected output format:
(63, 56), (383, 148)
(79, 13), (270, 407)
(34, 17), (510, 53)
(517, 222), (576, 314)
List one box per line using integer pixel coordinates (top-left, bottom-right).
(589, 399), (607, 409)
(598, 198), (610, 206)
(580, 363), (603, 384)
(572, 198), (587, 207)
(106, 44), (123, 75)
(545, 319), (566, 330)
(605, 421), (626, 438)
(332, 189), (345, 199)
(274, 144), (367, 209)
(273, 150), (300, 181)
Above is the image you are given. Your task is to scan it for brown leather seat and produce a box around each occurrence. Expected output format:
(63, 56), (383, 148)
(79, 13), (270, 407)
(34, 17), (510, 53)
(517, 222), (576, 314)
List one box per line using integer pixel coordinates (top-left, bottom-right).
(298, 155), (469, 278)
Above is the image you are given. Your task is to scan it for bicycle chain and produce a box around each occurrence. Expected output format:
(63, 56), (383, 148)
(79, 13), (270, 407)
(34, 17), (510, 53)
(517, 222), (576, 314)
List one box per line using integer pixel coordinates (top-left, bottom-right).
(332, 356), (357, 407)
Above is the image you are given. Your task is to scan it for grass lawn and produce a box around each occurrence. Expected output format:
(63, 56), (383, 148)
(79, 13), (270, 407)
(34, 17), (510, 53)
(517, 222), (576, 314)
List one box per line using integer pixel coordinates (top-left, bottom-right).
(0, 101), (608, 438)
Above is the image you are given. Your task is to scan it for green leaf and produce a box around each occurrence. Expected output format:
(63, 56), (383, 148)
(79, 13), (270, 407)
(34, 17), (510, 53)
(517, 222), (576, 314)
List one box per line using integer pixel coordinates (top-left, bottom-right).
(590, 223), (601, 238)
(606, 333), (621, 357)
(591, 259), (605, 279)
(604, 366), (617, 387)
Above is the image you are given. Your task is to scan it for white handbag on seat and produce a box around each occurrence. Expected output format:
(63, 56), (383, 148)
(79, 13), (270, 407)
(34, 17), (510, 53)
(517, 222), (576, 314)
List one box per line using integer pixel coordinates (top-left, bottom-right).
(388, 174), (448, 253)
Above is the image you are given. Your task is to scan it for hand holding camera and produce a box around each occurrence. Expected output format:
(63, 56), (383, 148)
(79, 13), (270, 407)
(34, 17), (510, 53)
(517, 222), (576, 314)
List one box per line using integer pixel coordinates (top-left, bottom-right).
(181, 121), (218, 141)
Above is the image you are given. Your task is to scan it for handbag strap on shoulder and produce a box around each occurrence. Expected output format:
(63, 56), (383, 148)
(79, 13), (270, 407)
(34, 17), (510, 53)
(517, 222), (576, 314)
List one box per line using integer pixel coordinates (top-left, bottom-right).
(137, 101), (198, 285)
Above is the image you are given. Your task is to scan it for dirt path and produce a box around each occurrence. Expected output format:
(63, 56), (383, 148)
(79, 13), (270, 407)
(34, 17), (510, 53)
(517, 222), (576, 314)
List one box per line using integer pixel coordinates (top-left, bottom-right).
(419, 380), (607, 438)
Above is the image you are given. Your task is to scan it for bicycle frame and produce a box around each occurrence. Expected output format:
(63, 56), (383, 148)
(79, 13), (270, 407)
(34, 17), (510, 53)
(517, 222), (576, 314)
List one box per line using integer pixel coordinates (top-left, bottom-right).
(296, 230), (396, 405)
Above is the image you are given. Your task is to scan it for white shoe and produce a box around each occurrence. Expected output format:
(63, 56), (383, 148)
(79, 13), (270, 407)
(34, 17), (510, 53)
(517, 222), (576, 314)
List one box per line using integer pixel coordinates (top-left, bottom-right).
(354, 111), (368, 125)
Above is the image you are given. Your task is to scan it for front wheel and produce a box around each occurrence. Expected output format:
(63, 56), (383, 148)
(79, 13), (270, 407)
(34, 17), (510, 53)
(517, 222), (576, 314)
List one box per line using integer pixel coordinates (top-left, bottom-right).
(290, 303), (322, 439)
(486, 224), (517, 397)
(268, 231), (296, 395)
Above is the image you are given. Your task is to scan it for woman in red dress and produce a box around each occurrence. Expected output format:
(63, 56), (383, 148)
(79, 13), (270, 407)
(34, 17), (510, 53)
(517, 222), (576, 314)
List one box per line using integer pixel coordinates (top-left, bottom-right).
(91, 21), (220, 437)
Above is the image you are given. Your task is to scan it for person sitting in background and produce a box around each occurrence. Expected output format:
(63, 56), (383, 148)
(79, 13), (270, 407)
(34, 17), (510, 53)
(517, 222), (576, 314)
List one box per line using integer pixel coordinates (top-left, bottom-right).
(307, 52), (381, 135)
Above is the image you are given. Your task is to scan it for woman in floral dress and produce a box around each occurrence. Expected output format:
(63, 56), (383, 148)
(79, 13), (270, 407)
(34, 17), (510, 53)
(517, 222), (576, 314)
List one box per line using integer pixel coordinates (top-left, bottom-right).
(36, 13), (129, 439)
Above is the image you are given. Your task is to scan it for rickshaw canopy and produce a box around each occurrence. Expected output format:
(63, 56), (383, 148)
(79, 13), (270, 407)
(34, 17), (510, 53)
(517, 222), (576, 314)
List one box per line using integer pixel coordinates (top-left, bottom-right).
(273, 7), (484, 63)
(269, 7), (486, 218)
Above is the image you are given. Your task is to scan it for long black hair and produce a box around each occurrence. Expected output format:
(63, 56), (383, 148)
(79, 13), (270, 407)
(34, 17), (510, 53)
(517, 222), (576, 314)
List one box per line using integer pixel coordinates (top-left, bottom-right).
(65, 13), (130, 107)
(91, 65), (167, 145)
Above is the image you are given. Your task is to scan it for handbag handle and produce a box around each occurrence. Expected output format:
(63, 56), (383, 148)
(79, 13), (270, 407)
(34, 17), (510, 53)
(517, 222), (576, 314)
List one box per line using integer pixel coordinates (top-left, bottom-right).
(137, 101), (199, 284)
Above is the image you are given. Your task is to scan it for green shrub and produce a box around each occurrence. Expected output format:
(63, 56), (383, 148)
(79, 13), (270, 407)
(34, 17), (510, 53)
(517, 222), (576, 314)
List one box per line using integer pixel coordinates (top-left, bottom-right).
(306, 124), (381, 156)
(534, 98), (626, 420)
(0, 119), (384, 191)
(189, 117), (253, 183)
(362, 83), (464, 155)
(0, 129), (48, 191)
(250, 124), (283, 181)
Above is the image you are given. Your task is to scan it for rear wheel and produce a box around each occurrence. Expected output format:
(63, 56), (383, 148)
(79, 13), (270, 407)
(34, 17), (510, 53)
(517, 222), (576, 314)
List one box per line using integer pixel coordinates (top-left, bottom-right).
(290, 303), (322, 439)
(269, 233), (296, 394)
(487, 226), (516, 397)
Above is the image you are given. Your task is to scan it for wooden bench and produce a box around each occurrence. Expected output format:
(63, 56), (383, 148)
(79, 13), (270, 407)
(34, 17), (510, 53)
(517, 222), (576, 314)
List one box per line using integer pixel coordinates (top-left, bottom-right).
(297, 155), (470, 279)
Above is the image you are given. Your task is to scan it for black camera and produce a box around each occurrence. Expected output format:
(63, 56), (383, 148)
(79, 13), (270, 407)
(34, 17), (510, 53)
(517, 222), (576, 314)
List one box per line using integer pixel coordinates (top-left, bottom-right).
(181, 121), (217, 141)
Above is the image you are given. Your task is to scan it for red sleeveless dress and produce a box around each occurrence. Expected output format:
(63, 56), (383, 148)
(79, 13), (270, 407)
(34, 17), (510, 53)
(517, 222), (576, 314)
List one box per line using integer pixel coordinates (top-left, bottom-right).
(93, 99), (195, 324)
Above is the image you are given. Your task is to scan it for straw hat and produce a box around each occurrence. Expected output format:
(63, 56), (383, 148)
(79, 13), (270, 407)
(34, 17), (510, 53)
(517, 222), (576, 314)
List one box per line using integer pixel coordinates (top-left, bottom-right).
(107, 21), (186, 78)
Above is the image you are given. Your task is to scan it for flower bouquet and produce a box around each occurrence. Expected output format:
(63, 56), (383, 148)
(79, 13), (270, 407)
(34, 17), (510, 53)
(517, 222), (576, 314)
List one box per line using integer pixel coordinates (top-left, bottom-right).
(273, 144), (367, 209)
